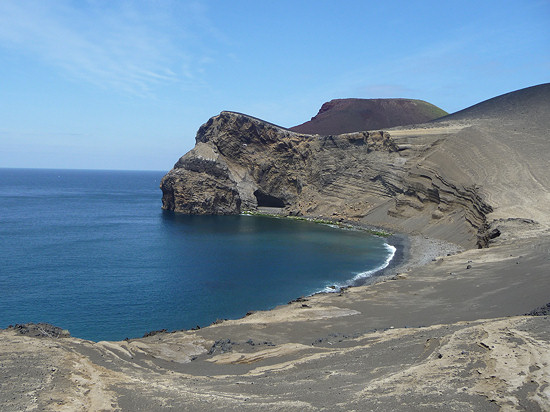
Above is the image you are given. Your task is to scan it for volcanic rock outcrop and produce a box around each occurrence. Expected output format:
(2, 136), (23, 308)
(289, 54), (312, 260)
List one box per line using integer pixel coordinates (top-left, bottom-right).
(162, 85), (550, 248)
(161, 114), (402, 216)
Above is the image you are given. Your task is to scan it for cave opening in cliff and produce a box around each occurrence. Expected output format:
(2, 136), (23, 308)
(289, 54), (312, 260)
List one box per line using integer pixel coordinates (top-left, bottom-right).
(254, 189), (285, 208)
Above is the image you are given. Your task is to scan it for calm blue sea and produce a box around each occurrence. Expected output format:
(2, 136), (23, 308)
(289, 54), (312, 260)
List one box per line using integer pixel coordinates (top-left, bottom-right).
(0, 168), (394, 341)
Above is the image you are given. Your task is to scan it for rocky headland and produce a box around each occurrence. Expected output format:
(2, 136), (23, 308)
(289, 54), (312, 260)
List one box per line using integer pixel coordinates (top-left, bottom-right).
(2, 84), (550, 411)
(161, 86), (550, 249)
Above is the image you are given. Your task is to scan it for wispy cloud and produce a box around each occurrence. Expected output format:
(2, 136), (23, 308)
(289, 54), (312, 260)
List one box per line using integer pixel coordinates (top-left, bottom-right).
(0, 0), (219, 96)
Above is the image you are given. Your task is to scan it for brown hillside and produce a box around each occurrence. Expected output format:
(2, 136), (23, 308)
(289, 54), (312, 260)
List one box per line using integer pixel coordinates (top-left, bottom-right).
(290, 98), (448, 135)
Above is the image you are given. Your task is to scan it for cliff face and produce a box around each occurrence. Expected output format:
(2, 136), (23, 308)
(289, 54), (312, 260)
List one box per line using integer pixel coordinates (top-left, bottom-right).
(161, 111), (401, 214)
(161, 84), (550, 249)
(161, 115), (488, 248)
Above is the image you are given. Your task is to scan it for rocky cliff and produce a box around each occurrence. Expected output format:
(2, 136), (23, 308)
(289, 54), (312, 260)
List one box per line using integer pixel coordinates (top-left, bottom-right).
(161, 84), (550, 248)
(161, 122), (485, 248)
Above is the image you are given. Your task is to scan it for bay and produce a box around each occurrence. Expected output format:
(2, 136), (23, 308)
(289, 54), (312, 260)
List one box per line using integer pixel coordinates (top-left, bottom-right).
(0, 168), (394, 341)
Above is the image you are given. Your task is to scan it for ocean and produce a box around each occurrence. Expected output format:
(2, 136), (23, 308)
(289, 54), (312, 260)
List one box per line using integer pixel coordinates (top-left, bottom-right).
(0, 168), (395, 341)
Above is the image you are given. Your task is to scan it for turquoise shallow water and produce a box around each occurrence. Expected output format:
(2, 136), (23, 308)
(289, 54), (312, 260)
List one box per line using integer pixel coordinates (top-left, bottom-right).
(0, 168), (394, 341)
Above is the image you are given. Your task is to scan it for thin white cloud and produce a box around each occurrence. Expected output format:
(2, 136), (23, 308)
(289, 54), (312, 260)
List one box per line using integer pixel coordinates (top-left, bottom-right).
(0, 0), (219, 96)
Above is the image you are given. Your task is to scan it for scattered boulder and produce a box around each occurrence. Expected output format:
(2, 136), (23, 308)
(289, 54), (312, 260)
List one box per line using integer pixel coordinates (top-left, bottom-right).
(208, 339), (234, 355)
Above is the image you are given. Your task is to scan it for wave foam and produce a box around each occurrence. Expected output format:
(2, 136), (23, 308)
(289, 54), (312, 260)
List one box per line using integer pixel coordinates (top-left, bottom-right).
(320, 243), (397, 293)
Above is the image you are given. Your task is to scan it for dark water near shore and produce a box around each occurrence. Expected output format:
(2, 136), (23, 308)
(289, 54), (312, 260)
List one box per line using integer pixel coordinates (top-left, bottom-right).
(0, 168), (394, 341)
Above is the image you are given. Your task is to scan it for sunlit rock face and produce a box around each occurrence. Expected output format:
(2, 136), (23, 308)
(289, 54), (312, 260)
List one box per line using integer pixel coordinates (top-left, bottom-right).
(160, 111), (403, 215)
(161, 84), (550, 248)
(161, 110), (485, 248)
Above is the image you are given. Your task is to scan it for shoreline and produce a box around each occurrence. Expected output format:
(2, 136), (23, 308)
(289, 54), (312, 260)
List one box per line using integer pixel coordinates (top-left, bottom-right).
(273, 214), (464, 297)
(301, 228), (464, 304)
(237, 213), (416, 306)
(0, 214), (452, 341)
(2, 221), (550, 411)
(4, 214), (461, 340)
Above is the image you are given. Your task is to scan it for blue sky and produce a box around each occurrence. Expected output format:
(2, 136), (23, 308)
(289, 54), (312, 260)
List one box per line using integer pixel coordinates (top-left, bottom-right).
(0, 1), (548, 171)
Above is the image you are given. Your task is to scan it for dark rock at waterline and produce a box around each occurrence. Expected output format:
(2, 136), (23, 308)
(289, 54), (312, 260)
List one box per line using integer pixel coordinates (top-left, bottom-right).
(210, 319), (227, 326)
(525, 302), (550, 316)
(8, 323), (70, 338)
(288, 296), (309, 304)
(142, 329), (168, 338)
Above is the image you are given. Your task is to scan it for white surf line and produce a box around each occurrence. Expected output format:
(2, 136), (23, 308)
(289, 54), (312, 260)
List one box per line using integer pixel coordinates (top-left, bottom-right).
(319, 242), (397, 293)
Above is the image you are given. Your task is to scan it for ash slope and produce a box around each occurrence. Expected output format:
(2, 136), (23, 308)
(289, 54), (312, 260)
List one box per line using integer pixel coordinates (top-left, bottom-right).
(290, 98), (448, 135)
(161, 83), (550, 248)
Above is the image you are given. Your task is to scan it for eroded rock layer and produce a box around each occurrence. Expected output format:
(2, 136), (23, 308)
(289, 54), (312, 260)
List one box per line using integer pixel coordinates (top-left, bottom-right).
(161, 113), (489, 248)
(161, 84), (550, 249)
